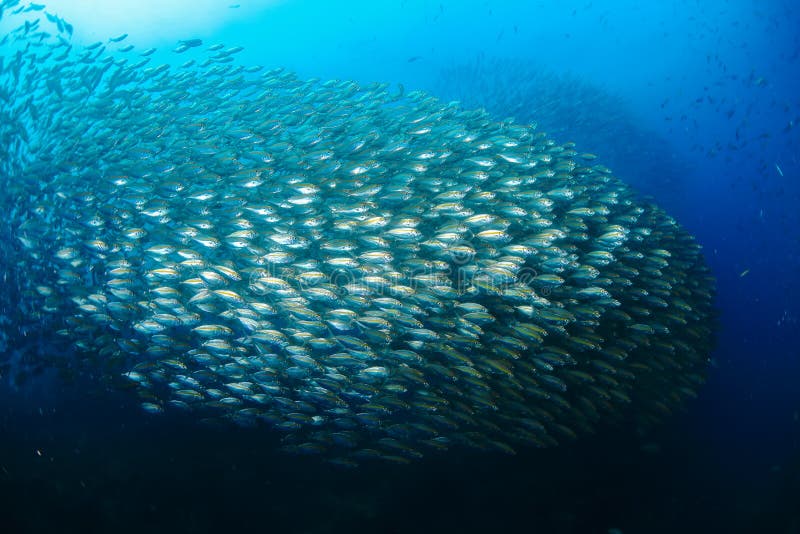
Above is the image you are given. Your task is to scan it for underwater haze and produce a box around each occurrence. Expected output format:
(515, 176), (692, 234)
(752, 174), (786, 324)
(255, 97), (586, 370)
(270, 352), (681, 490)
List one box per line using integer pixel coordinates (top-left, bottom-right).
(1, 1), (798, 533)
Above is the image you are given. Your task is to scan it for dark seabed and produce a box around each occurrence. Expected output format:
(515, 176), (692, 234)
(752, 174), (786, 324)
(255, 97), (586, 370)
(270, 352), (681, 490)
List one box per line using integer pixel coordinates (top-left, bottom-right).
(3, 387), (798, 533)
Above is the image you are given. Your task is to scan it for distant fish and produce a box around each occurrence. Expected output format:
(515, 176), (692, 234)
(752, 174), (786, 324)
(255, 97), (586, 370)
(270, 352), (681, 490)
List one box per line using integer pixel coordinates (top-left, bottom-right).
(229, 3), (240, 7)
(109, 33), (128, 43)
(175, 39), (202, 53)
(407, 56), (422, 63)
(775, 163), (783, 177)
(739, 269), (750, 278)
(179, 38), (203, 48)
(52, 15), (65, 34)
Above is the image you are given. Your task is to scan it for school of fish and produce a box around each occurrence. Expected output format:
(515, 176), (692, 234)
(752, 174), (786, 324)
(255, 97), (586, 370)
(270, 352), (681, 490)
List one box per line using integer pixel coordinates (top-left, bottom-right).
(0, 1), (716, 466)
(434, 56), (690, 194)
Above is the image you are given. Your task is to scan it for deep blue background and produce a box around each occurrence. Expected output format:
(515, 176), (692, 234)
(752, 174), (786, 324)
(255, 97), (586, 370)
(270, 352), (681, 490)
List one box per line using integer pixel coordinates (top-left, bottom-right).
(2, 1), (799, 532)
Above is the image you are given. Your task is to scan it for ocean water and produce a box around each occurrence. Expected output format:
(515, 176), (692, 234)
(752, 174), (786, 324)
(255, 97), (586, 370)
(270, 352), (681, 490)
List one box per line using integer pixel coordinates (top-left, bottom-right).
(1, 1), (798, 533)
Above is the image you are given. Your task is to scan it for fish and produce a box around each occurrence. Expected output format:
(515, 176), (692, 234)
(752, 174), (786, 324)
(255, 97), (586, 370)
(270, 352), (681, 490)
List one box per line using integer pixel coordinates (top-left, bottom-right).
(175, 39), (203, 53)
(179, 38), (203, 48)
(0, 8), (716, 466)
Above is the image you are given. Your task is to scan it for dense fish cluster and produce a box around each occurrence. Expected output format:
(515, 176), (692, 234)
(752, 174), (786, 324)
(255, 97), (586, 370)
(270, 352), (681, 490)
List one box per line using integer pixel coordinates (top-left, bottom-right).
(433, 56), (690, 193)
(1, 2), (715, 465)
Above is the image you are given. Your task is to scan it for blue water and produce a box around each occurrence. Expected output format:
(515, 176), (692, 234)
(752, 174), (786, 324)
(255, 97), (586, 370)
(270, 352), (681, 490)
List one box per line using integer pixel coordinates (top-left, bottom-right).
(2, 1), (799, 532)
